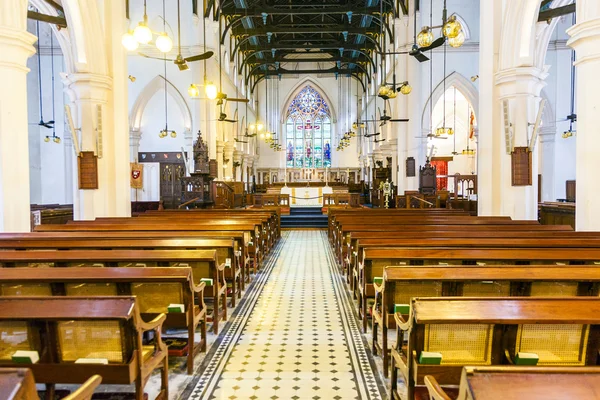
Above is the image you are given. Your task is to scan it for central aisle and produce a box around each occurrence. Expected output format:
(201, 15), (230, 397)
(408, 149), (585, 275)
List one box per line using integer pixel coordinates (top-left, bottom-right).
(185, 231), (383, 400)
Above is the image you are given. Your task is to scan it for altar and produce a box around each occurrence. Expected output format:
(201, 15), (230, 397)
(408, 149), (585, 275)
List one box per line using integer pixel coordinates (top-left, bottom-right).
(280, 185), (333, 207)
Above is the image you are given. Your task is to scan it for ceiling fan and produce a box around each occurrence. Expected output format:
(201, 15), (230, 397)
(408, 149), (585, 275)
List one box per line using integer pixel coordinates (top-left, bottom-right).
(234, 137), (248, 143)
(363, 106), (410, 127)
(139, 0), (213, 70)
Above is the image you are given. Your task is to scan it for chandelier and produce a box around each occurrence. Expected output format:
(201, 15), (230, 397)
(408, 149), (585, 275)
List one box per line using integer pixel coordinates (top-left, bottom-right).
(122, 0), (174, 53)
(417, 1), (465, 49)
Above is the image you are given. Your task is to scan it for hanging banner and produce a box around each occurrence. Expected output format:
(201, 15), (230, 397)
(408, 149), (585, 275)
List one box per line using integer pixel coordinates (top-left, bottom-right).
(130, 162), (143, 189)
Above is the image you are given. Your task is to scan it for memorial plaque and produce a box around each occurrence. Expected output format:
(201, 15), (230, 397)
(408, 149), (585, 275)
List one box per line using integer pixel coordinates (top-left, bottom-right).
(406, 157), (416, 177)
(511, 147), (532, 186)
(78, 151), (98, 189)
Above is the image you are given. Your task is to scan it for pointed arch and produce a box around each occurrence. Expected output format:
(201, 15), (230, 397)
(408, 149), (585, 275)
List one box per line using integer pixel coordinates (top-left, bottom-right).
(280, 78), (337, 124)
(421, 72), (479, 131)
(130, 75), (192, 134)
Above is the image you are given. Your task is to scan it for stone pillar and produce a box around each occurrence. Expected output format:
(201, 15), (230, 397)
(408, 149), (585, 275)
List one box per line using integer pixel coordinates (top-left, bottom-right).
(538, 126), (556, 202)
(62, 131), (74, 205)
(223, 141), (234, 181)
(0, 5), (37, 231)
(493, 67), (546, 220)
(129, 129), (141, 162)
(387, 139), (399, 194)
(568, 8), (600, 230)
(477, 0), (503, 216)
(216, 140), (225, 180)
(233, 150), (242, 181)
(62, 72), (131, 220)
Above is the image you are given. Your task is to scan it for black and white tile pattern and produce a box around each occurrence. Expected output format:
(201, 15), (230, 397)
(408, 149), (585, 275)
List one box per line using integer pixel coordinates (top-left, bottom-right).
(181, 231), (384, 400)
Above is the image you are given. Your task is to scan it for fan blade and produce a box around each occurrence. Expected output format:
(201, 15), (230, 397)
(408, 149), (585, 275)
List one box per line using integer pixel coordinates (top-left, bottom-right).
(138, 53), (176, 62)
(224, 119), (238, 123)
(412, 51), (430, 62)
(389, 119), (410, 122)
(226, 98), (250, 103)
(184, 51), (214, 62)
(421, 36), (446, 52)
(379, 121), (387, 127)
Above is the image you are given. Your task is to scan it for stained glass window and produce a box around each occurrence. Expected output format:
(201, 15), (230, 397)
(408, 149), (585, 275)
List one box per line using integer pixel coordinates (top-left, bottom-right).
(286, 86), (332, 168)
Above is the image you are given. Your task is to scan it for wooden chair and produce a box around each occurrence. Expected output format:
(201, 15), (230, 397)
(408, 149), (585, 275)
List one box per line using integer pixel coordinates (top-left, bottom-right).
(0, 297), (168, 400)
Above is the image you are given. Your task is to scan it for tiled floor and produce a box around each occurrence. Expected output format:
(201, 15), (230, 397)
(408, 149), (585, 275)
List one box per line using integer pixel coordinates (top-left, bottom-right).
(184, 230), (384, 400)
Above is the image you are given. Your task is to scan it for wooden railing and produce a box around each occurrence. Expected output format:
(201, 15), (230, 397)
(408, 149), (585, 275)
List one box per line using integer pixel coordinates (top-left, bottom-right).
(323, 193), (360, 207)
(214, 182), (235, 209)
(249, 194), (290, 207)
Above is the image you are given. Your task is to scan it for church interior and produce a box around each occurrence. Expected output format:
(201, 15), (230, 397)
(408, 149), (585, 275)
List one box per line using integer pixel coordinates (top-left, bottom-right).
(0, 0), (599, 399)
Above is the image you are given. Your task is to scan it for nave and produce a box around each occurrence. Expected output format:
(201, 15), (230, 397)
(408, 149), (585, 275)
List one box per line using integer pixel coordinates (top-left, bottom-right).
(182, 230), (384, 400)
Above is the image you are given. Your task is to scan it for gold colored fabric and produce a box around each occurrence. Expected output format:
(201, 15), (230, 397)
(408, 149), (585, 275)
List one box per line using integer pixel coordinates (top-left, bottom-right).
(462, 281), (510, 297)
(65, 283), (118, 296)
(393, 281), (442, 304)
(0, 283), (52, 296)
(424, 324), (493, 365)
(131, 283), (183, 313)
(0, 322), (32, 360)
(530, 282), (578, 297)
(516, 324), (589, 365)
(58, 320), (124, 363)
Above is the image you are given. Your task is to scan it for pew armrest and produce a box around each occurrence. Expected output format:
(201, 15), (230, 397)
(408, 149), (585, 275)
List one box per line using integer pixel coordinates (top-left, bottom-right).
(395, 312), (411, 331)
(64, 375), (103, 400)
(424, 375), (454, 400)
(138, 312), (167, 333)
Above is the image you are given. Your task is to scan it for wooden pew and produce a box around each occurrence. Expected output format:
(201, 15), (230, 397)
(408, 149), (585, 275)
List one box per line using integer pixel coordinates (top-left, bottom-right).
(0, 369), (102, 400)
(390, 297), (600, 400)
(359, 246), (600, 333)
(0, 237), (244, 306)
(0, 267), (206, 375)
(0, 231), (252, 285)
(0, 249), (227, 334)
(333, 222), (567, 263)
(425, 366), (600, 400)
(34, 223), (265, 273)
(374, 264), (600, 375)
(0, 297), (168, 400)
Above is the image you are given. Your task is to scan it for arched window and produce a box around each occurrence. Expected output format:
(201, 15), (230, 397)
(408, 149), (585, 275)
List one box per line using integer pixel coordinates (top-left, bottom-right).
(285, 86), (332, 168)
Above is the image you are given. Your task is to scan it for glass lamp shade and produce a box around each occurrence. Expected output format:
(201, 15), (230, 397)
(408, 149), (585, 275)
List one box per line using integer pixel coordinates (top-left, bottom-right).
(44, 136), (50, 142)
(265, 132), (272, 140)
(121, 31), (139, 51)
(442, 16), (462, 39)
(462, 148), (475, 155)
(260, 132), (265, 139)
(378, 86), (390, 96)
(188, 84), (200, 97)
(249, 124), (256, 131)
(170, 131), (177, 138)
(417, 27), (434, 47)
(256, 123), (264, 131)
(387, 90), (398, 99)
(448, 30), (465, 48)
(53, 136), (61, 143)
(133, 22), (152, 44)
(156, 33), (173, 53)
(400, 84), (412, 95)
(205, 82), (218, 100)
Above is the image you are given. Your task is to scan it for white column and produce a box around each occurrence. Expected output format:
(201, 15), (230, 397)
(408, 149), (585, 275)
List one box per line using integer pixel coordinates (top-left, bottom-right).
(216, 140), (225, 180)
(224, 141), (234, 181)
(129, 130), (141, 162)
(62, 131), (74, 204)
(477, 0), (503, 216)
(538, 126), (556, 201)
(494, 67), (547, 220)
(0, 4), (37, 231)
(567, 6), (600, 230)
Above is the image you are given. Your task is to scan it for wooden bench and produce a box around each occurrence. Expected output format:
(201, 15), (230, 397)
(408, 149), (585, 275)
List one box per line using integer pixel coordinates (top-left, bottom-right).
(425, 366), (600, 400)
(0, 267), (206, 375)
(359, 246), (600, 333)
(0, 231), (253, 286)
(0, 249), (227, 334)
(374, 264), (600, 375)
(390, 297), (600, 400)
(0, 369), (102, 400)
(0, 237), (244, 307)
(34, 223), (265, 274)
(0, 297), (168, 400)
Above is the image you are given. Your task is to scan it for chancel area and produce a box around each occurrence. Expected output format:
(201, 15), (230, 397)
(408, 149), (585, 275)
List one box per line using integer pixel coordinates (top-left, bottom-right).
(0, 0), (600, 399)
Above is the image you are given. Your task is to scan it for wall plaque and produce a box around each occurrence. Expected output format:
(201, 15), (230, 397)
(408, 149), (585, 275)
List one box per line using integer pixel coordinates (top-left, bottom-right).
(406, 157), (416, 177)
(78, 151), (98, 189)
(511, 147), (532, 186)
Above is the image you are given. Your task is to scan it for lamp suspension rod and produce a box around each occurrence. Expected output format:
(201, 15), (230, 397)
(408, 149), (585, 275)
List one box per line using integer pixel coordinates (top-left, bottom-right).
(50, 29), (56, 137)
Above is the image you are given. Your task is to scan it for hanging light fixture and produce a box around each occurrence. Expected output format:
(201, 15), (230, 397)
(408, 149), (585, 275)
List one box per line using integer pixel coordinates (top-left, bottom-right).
(155, 32), (173, 53)
(204, 82), (218, 99)
(187, 83), (200, 98)
(398, 81), (412, 95)
(121, 30), (139, 51)
(133, 0), (152, 44)
(448, 31), (465, 48)
(159, 55), (176, 138)
(442, 15), (462, 39)
(435, 38), (453, 137)
(417, 27), (434, 47)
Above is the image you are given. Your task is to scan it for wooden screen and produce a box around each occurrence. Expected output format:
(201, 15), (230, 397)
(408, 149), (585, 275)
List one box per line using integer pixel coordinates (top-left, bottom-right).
(511, 147), (532, 186)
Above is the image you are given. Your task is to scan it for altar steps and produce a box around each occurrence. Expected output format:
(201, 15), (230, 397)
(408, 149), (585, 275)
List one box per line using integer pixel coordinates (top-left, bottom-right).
(281, 207), (328, 228)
